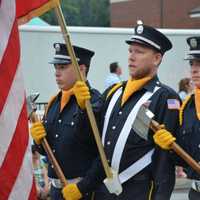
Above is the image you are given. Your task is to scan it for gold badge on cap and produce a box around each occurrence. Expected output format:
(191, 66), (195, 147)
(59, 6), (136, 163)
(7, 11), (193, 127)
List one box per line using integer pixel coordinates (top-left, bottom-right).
(55, 43), (60, 52)
(190, 38), (197, 48)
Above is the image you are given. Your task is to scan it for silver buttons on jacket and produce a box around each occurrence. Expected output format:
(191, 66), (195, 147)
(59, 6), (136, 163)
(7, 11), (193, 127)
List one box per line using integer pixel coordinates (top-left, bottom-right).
(55, 134), (59, 138)
(107, 141), (111, 145)
(58, 119), (62, 123)
(71, 121), (74, 126)
(112, 126), (116, 130)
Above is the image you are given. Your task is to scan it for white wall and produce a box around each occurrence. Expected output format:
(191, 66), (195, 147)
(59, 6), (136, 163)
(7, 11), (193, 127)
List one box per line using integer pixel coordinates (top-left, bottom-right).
(19, 25), (200, 102)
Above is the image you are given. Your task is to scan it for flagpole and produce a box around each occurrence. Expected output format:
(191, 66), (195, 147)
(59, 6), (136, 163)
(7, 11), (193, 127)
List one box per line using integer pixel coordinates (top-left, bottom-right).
(53, 5), (113, 179)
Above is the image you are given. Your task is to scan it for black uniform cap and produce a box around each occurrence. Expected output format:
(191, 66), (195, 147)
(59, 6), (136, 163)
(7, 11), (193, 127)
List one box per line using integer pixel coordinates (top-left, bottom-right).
(185, 36), (200, 60)
(126, 21), (172, 55)
(49, 43), (95, 67)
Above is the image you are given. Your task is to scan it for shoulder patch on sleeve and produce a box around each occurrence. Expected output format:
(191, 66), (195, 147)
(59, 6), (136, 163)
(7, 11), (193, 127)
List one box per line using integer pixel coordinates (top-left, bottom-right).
(167, 99), (180, 110)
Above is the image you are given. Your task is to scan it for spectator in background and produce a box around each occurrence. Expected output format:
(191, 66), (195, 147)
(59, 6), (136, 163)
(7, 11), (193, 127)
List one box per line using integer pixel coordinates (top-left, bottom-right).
(178, 77), (193, 100)
(32, 145), (50, 200)
(105, 62), (122, 88)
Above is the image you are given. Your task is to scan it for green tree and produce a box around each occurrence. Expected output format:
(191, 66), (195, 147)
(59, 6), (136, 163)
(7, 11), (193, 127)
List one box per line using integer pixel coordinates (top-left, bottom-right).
(41, 0), (110, 27)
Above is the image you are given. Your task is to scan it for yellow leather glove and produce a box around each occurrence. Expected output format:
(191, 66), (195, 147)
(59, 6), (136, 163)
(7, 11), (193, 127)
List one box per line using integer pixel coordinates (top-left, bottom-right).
(153, 129), (176, 150)
(30, 122), (46, 144)
(73, 81), (91, 109)
(62, 184), (82, 200)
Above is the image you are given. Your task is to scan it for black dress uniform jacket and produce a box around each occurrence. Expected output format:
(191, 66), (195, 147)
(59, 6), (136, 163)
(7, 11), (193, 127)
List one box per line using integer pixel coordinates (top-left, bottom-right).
(80, 76), (181, 200)
(178, 95), (200, 180)
(36, 84), (102, 199)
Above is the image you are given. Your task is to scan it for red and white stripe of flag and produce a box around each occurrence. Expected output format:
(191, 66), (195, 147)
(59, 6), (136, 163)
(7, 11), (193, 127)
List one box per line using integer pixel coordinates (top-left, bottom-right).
(0, 0), (36, 199)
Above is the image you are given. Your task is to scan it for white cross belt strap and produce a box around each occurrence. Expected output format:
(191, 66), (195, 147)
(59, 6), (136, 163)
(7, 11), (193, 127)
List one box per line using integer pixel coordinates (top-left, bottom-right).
(119, 149), (154, 184)
(102, 87), (123, 145)
(111, 86), (160, 172)
(102, 86), (160, 184)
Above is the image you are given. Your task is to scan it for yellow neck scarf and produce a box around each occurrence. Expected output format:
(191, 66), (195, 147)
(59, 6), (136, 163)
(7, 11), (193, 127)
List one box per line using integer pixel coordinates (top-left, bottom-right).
(195, 88), (200, 120)
(121, 76), (152, 106)
(60, 89), (74, 112)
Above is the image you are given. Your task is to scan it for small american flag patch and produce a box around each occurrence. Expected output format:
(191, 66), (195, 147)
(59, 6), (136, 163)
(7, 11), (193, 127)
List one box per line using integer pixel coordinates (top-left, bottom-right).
(167, 99), (180, 109)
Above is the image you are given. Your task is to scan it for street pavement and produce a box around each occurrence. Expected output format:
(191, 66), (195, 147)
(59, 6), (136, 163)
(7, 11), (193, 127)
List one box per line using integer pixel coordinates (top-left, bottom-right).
(171, 189), (189, 200)
(171, 178), (191, 200)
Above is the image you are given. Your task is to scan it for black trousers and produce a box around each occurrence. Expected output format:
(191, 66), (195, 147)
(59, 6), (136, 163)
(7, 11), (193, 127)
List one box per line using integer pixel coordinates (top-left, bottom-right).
(50, 186), (93, 200)
(94, 179), (152, 200)
(188, 188), (200, 200)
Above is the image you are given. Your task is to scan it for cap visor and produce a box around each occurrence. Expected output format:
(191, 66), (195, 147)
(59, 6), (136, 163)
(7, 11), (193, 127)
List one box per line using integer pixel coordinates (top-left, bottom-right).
(48, 58), (71, 65)
(184, 54), (200, 60)
(125, 38), (147, 46)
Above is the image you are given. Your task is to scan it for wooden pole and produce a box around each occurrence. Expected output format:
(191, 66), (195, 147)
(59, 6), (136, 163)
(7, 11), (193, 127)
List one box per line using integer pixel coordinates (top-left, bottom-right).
(31, 112), (68, 186)
(53, 5), (113, 179)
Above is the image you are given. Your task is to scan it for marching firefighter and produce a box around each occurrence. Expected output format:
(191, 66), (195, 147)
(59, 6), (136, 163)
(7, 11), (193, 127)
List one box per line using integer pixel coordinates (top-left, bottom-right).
(62, 22), (181, 200)
(154, 36), (200, 200)
(178, 36), (200, 200)
(30, 43), (102, 200)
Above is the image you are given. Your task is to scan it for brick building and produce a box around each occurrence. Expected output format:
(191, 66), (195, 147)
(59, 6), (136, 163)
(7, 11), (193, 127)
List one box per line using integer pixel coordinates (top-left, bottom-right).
(110, 0), (200, 28)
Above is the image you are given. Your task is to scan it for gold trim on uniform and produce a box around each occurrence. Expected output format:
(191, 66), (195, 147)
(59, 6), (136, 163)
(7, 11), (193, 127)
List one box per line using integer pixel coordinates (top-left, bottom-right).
(194, 88), (200, 120)
(106, 83), (123, 99)
(45, 94), (57, 116)
(179, 95), (191, 125)
(148, 180), (154, 200)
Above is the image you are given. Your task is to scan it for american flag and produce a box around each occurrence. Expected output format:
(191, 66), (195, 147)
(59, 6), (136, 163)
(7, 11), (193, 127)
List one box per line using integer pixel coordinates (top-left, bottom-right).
(167, 99), (180, 110)
(0, 0), (58, 199)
